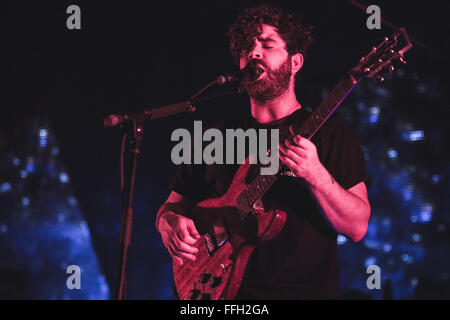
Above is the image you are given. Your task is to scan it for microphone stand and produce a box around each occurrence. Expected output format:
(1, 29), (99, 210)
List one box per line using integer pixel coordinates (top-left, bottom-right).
(116, 119), (142, 300)
(108, 81), (240, 300)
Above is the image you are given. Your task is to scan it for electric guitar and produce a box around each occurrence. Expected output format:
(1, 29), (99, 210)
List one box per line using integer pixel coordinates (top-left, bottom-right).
(173, 28), (413, 300)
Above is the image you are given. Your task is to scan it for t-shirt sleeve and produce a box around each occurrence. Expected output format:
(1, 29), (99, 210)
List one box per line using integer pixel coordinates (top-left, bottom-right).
(319, 118), (371, 190)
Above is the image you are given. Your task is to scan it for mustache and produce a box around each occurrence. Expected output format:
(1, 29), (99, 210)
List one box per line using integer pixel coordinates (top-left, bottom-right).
(248, 59), (267, 70)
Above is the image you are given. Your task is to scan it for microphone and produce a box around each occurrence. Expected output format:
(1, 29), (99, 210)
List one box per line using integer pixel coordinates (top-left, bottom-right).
(102, 108), (153, 127)
(216, 62), (264, 85)
(102, 114), (125, 127)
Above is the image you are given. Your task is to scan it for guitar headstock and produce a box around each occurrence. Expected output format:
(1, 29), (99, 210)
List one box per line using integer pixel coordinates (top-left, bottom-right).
(351, 28), (413, 82)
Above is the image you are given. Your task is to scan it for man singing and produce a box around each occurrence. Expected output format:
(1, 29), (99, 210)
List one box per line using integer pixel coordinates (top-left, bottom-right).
(156, 4), (371, 299)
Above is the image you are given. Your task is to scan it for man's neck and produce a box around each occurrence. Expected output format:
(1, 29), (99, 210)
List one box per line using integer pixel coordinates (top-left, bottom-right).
(250, 87), (301, 124)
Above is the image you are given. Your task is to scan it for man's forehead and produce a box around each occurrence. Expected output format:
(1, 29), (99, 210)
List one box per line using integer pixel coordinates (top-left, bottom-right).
(256, 24), (283, 42)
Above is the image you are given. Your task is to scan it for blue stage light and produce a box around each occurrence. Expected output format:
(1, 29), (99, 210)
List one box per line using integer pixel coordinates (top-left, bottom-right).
(39, 129), (48, 138)
(40, 138), (47, 148)
(59, 172), (69, 183)
(403, 130), (425, 142)
(26, 163), (35, 173)
(68, 196), (77, 206)
(419, 205), (432, 223)
(22, 197), (30, 207)
(20, 170), (27, 179)
(365, 256), (377, 268)
(0, 182), (11, 193)
(12, 157), (21, 166)
(431, 174), (440, 183)
(337, 234), (348, 245)
(387, 148), (398, 159)
(401, 254), (414, 264)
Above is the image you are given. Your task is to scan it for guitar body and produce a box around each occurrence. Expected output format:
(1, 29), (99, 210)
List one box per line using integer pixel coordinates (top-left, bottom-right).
(173, 160), (287, 300)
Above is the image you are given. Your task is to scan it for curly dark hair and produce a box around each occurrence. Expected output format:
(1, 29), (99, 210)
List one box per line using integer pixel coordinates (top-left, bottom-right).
(227, 4), (314, 64)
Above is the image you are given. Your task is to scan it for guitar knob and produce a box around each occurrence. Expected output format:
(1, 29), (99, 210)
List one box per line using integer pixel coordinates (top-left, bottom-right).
(210, 276), (222, 289)
(189, 289), (201, 300)
(221, 263), (232, 273)
(200, 293), (211, 300)
(200, 272), (211, 284)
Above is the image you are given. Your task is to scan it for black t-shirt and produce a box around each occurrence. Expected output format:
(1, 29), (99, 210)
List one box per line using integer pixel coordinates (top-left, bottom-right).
(169, 108), (370, 299)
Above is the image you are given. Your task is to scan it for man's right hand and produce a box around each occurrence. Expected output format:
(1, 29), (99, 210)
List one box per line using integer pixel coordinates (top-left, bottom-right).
(158, 210), (201, 266)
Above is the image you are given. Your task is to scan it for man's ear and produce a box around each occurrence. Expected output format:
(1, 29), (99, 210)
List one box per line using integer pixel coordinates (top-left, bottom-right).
(291, 53), (304, 76)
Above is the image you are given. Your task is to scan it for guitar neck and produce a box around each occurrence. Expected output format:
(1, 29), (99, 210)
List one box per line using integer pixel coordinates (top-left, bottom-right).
(295, 74), (360, 139)
(237, 74), (361, 214)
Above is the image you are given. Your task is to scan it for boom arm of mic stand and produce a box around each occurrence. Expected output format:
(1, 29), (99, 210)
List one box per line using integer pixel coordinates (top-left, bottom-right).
(103, 86), (242, 127)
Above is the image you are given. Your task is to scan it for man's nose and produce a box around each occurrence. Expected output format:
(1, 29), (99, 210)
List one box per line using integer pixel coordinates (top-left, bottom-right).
(248, 44), (262, 60)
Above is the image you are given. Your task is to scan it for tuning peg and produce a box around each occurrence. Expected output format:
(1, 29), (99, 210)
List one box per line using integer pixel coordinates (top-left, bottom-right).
(376, 76), (385, 82)
(400, 57), (407, 64)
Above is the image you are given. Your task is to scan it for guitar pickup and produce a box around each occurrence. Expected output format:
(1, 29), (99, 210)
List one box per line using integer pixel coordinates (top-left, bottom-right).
(236, 191), (251, 220)
(204, 225), (228, 257)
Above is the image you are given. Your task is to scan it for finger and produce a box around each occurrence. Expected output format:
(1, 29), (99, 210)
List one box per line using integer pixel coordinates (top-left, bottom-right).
(283, 140), (306, 155)
(174, 234), (199, 255)
(186, 221), (201, 240)
(279, 143), (287, 157)
(167, 243), (184, 266)
(279, 144), (303, 164)
(289, 124), (297, 136)
(284, 137), (307, 151)
(293, 135), (314, 149)
(178, 227), (198, 245)
(170, 238), (197, 261)
(279, 154), (299, 171)
(279, 152), (302, 171)
(165, 238), (184, 264)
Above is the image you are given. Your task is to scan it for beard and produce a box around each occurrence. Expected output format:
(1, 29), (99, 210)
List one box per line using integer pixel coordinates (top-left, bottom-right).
(241, 57), (292, 102)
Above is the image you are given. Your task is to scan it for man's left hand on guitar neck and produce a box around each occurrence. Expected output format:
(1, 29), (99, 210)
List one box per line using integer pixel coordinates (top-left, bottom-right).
(279, 134), (371, 242)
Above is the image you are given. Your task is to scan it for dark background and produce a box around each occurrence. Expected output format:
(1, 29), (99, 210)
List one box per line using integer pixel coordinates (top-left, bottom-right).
(2, 0), (449, 299)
